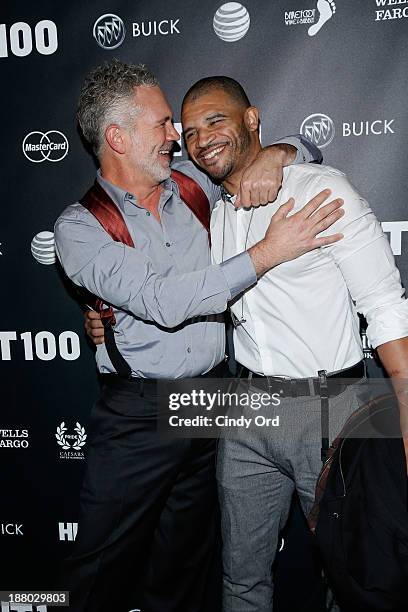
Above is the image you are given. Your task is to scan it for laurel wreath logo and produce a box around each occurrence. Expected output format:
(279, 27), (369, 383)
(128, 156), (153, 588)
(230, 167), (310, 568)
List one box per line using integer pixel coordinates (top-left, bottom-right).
(55, 422), (87, 451)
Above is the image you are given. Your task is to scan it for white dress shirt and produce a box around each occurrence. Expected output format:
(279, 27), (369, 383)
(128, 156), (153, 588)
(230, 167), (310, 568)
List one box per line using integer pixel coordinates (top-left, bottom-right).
(211, 164), (408, 378)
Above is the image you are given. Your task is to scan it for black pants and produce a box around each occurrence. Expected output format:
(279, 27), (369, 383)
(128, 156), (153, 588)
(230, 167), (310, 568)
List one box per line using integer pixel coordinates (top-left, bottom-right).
(59, 374), (220, 612)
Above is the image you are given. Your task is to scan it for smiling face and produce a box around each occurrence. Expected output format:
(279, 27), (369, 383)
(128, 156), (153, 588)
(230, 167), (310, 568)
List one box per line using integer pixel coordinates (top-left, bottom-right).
(181, 88), (256, 182)
(126, 85), (180, 183)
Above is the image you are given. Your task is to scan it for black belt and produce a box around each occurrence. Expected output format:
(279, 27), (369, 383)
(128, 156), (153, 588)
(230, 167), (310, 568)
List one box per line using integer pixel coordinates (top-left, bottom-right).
(237, 361), (365, 399)
(100, 360), (229, 396)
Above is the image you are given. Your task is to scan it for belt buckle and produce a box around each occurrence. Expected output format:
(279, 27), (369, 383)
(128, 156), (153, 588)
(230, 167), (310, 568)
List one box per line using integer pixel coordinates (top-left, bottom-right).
(266, 375), (291, 397)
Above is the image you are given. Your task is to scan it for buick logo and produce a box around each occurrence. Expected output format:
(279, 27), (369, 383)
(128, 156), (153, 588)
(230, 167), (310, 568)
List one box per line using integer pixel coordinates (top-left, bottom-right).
(300, 113), (335, 148)
(93, 14), (126, 49)
(22, 130), (69, 163)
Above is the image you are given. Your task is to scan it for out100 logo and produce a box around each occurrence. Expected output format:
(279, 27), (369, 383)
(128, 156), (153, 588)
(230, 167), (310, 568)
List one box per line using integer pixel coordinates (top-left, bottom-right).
(0, 331), (80, 361)
(0, 20), (58, 58)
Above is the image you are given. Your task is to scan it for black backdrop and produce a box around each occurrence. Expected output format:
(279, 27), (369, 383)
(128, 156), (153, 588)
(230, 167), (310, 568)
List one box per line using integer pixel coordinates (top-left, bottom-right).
(1, 1), (407, 610)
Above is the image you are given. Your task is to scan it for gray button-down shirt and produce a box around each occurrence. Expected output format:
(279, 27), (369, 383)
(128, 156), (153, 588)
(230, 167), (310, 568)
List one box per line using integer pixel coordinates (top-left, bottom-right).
(55, 137), (320, 378)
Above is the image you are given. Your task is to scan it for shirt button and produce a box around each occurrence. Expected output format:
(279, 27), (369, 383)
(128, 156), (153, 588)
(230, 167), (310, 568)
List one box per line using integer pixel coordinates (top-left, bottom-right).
(165, 242), (171, 247)
(187, 347), (191, 353)
(146, 211), (150, 216)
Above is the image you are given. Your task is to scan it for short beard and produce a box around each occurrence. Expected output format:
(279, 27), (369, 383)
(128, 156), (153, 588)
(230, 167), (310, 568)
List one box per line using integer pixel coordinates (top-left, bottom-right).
(206, 124), (251, 182)
(139, 157), (171, 183)
(130, 129), (172, 183)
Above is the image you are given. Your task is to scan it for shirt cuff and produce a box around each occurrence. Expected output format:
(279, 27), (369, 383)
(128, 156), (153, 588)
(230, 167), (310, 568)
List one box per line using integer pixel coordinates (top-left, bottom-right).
(367, 300), (408, 348)
(219, 252), (257, 300)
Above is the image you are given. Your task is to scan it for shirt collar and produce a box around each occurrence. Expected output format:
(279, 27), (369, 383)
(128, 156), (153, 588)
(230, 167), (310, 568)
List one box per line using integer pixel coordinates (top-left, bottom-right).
(220, 184), (237, 206)
(96, 170), (175, 213)
(96, 169), (133, 213)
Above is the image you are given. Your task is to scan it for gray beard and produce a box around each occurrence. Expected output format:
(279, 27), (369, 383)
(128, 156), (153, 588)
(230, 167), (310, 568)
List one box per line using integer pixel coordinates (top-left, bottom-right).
(138, 156), (171, 184)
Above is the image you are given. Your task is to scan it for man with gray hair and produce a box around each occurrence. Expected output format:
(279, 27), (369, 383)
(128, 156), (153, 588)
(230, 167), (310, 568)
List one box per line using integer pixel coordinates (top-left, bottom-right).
(54, 59), (341, 612)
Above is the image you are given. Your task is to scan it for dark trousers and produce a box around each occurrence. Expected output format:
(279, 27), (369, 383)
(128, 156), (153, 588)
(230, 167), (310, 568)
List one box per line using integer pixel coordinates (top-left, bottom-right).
(59, 375), (219, 612)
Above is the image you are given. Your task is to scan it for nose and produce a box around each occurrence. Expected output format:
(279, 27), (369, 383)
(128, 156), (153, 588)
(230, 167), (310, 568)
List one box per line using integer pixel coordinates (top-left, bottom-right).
(166, 122), (180, 141)
(196, 127), (215, 150)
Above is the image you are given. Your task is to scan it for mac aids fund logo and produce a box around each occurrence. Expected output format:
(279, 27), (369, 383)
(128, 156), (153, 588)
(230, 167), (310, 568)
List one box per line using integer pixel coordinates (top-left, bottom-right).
(213, 3), (250, 42)
(93, 14), (126, 49)
(300, 113), (335, 148)
(22, 130), (69, 163)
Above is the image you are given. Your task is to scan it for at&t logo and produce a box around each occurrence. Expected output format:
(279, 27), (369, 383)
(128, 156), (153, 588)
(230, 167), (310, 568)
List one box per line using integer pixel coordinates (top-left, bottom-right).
(300, 113), (335, 148)
(56, 422), (87, 460)
(0, 20), (58, 58)
(213, 3), (250, 42)
(93, 14), (126, 50)
(31, 231), (55, 265)
(22, 131), (69, 163)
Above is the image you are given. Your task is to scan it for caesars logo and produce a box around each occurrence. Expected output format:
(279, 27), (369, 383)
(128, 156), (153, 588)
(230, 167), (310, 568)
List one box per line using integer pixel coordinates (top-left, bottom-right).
(300, 113), (335, 148)
(375, 0), (408, 21)
(58, 522), (78, 541)
(31, 231), (55, 265)
(213, 3), (250, 42)
(285, 0), (336, 37)
(22, 131), (69, 164)
(1, 523), (23, 535)
(0, 20), (58, 58)
(301, 114), (395, 147)
(56, 422), (87, 460)
(0, 331), (81, 361)
(0, 429), (29, 449)
(93, 13), (181, 49)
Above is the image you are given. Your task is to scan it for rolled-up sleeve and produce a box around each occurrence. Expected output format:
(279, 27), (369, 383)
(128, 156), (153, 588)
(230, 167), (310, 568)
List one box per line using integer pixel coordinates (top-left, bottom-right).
(272, 134), (323, 165)
(317, 172), (408, 348)
(54, 205), (256, 329)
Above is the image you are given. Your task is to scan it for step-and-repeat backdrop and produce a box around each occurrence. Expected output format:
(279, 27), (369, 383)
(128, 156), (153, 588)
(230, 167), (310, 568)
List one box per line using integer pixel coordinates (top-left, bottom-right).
(1, 0), (407, 610)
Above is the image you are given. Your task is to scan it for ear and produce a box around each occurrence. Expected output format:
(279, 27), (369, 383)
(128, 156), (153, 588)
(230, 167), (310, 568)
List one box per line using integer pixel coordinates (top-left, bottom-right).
(105, 124), (126, 154)
(244, 106), (259, 132)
